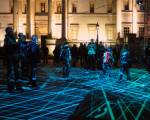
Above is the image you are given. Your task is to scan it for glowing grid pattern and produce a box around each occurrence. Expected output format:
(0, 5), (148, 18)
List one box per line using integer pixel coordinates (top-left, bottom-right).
(0, 64), (149, 120)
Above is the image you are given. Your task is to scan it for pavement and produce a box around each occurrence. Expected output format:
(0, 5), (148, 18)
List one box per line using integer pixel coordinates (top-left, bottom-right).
(0, 60), (150, 120)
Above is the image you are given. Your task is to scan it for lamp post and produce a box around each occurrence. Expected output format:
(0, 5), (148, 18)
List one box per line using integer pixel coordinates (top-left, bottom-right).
(96, 22), (99, 43)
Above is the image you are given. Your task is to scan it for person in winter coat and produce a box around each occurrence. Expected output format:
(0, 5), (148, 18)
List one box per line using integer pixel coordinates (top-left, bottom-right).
(4, 27), (23, 91)
(87, 39), (96, 70)
(18, 33), (29, 78)
(103, 47), (114, 77)
(60, 42), (71, 77)
(27, 35), (40, 87)
(118, 47), (131, 81)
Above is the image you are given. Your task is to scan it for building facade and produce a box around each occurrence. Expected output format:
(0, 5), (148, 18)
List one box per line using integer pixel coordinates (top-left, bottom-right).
(0, 0), (146, 45)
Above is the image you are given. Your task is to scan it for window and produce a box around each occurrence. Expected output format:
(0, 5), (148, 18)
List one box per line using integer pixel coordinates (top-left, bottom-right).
(106, 25), (114, 41)
(88, 24), (96, 40)
(124, 0), (129, 10)
(139, 27), (144, 37)
(107, 0), (112, 13)
(41, 3), (46, 13)
(124, 27), (130, 36)
(72, 3), (77, 13)
(90, 2), (94, 13)
(138, 4), (144, 11)
(56, 2), (62, 13)
(24, 4), (27, 13)
(11, 7), (13, 13)
(70, 24), (79, 40)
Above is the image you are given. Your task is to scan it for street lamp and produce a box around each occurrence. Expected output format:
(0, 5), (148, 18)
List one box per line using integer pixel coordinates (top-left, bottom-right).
(96, 22), (99, 43)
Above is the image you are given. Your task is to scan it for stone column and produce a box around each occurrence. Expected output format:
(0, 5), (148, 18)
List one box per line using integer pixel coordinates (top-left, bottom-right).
(61, 0), (67, 41)
(48, 0), (52, 38)
(13, 0), (18, 33)
(18, 0), (23, 33)
(26, 0), (35, 38)
(132, 0), (137, 34)
(116, 0), (122, 37)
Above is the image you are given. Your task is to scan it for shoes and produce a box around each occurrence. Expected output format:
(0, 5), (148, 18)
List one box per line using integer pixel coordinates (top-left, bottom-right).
(15, 82), (24, 91)
(28, 80), (37, 87)
(7, 82), (15, 92)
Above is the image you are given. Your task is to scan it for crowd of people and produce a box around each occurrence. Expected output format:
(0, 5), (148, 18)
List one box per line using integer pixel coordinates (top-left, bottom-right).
(2, 26), (150, 92)
(54, 39), (150, 81)
(56, 39), (132, 80)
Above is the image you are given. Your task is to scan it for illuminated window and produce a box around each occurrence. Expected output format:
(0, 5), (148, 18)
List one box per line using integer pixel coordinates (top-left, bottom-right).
(124, 27), (130, 36)
(41, 3), (46, 13)
(56, 2), (62, 13)
(106, 25), (114, 41)
(107, 0), (112, 13)
(90, 2), (94, 13)
(88, 24), (96, 40)
(139, 27), (144, 37)
(70, 24), (79, 40)
(124, 0), (129, 10)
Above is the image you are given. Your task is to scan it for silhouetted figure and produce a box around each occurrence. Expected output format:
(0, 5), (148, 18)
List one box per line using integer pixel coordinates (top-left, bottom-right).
(60, 42), (71, 77)
(145, 43), (150, 72)
(27, 35), (40, 87)
(78, 43), (87, 68)
(96, 42), (105, 70)
(4, 27), (22, 91)
(42, 46), (49, 64)
(71, 44), (78, 67)
(87, 39), (96, 70)
(112, 45), (120, 67)
(53, 44), (61, 65)
(118, 47), (131, 81)
(18, 33), (29, 78)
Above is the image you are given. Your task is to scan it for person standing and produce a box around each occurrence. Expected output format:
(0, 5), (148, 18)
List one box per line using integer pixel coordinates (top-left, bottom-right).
(103, 47), (114, 77)
(27, 35), (40, 87)
(60, 42), (72, 77)
(18, 33), (29, 78)
(118, 47), (131, 81)
(4, 27), (23, 91)
(87, 39), (96, 70)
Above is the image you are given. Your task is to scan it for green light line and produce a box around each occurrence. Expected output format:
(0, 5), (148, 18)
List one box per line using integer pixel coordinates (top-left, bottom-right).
(120, 99), (136, 119)
(117, 100), (127, 120)
(101, 86), (115, 120)
(135, 100), (147, 120)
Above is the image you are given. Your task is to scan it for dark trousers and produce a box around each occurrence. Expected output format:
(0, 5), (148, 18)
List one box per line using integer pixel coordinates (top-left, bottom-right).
(63, 60), (70, 77)
(103, 63), (112, 76)
(29, 60), (37, 81)
(6, 55), (19, 83)
(119, 64), (130, 80)
(88, 55), (96, 70)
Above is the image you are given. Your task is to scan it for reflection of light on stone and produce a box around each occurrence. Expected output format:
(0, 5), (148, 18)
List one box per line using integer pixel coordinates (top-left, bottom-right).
(0, 41), (4, 47)
(133, 0), (137, 33)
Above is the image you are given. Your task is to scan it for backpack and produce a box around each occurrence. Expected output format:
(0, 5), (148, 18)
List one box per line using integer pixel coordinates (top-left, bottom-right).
(103, 51), (113, 66)
(120, 51), (128, 65)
